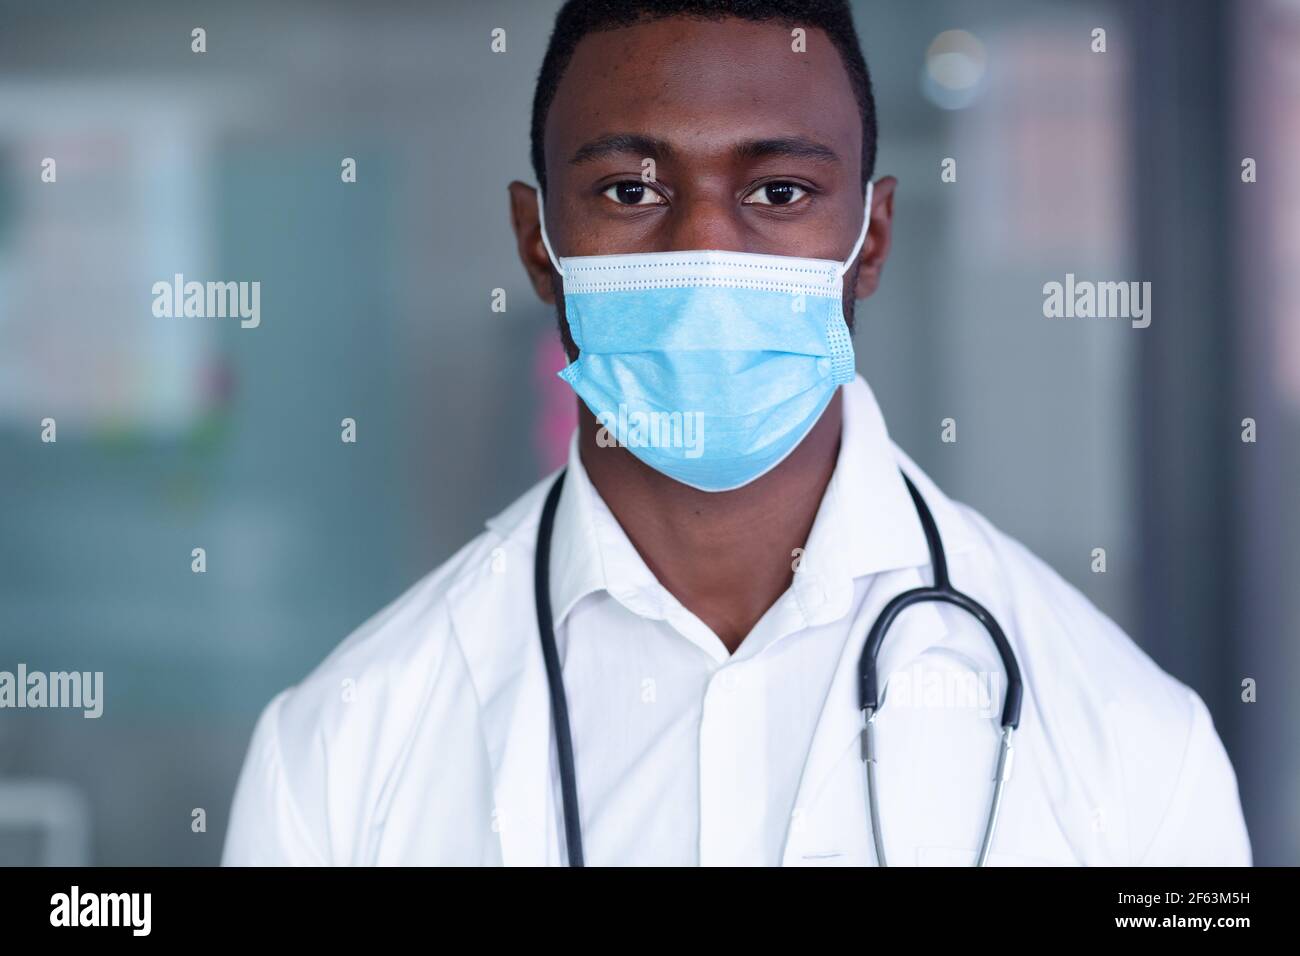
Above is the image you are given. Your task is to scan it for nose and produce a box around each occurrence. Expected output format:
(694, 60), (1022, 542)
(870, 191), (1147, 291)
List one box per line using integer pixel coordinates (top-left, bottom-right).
(663, 196), (747, 253)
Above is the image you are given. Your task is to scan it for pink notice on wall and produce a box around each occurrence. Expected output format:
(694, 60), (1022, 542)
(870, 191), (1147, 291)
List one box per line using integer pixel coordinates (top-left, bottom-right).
(533, 331), (577, 473)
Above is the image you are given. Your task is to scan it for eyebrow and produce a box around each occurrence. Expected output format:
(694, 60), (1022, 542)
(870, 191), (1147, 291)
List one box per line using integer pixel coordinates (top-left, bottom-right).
(733, 137), (841, 165)
(569, 133), (840, 166)
(570, 133), (676, 165)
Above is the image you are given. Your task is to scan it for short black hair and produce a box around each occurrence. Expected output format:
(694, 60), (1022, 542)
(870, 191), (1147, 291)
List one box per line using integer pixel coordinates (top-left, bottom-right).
(530, 0), (877, 194)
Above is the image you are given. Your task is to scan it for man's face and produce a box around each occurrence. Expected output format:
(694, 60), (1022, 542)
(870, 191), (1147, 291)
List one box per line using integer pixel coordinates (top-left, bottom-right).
(511, 15), (894, 351)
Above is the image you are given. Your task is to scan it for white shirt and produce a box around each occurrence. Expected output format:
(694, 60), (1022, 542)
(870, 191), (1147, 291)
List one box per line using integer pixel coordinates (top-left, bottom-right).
(222, 376), (1251, 866)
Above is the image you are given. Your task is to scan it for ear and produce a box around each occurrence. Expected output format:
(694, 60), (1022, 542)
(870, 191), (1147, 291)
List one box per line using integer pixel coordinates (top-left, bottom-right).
(508, 180), (558, 304)
(851, 175), (896, 301)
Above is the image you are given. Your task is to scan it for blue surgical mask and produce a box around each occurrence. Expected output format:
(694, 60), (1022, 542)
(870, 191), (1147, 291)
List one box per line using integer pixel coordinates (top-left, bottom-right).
(537, 183), (872, 493)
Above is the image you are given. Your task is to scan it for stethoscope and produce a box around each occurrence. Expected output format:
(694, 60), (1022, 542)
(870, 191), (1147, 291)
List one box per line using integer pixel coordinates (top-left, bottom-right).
(533, 468), (1023, 867)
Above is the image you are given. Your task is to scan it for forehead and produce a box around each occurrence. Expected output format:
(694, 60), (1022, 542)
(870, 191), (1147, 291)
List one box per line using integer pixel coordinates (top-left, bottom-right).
(544, 16), (862, 173)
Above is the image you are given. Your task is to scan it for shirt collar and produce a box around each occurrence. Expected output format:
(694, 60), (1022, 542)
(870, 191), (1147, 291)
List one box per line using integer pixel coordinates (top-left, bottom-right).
(548, 433), (654, 623)
(487, 374), (977, 631)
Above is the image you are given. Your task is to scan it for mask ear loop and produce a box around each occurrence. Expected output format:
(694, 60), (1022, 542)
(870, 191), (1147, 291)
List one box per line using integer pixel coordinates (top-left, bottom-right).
(535, 190), (566, 278)
(837, 180), (874, 278)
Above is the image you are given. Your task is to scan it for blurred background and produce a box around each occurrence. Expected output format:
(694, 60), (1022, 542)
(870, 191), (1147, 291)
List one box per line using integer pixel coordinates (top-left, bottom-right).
(0, 0), (1295, 865)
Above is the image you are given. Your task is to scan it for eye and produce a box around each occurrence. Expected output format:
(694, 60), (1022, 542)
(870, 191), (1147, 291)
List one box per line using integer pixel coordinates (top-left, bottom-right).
(745, 182), (808, 206)
(602, 182), (664, 206)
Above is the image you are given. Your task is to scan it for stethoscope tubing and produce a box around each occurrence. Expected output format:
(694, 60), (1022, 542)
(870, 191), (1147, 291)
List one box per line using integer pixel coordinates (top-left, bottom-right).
(533, 471), (586, 866)
(534, 467), (1025, 868)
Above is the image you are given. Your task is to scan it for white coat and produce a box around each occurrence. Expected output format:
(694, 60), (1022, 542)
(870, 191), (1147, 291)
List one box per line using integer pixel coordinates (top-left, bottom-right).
(223, 377), (1251, 866)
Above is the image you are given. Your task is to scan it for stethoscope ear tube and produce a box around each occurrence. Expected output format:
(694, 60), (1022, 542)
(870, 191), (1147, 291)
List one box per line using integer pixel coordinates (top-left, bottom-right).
(859, 588), (1022, 729)
(857, 474), (1023, 730)
(858, 471), (1025, 867)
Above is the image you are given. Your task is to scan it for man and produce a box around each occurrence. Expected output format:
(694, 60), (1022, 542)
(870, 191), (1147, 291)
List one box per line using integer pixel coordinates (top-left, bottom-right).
(223, 0), (1250, 866)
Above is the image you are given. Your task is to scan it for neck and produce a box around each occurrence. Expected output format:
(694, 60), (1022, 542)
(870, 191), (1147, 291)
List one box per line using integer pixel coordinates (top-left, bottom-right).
(577, 390), (843, 654)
